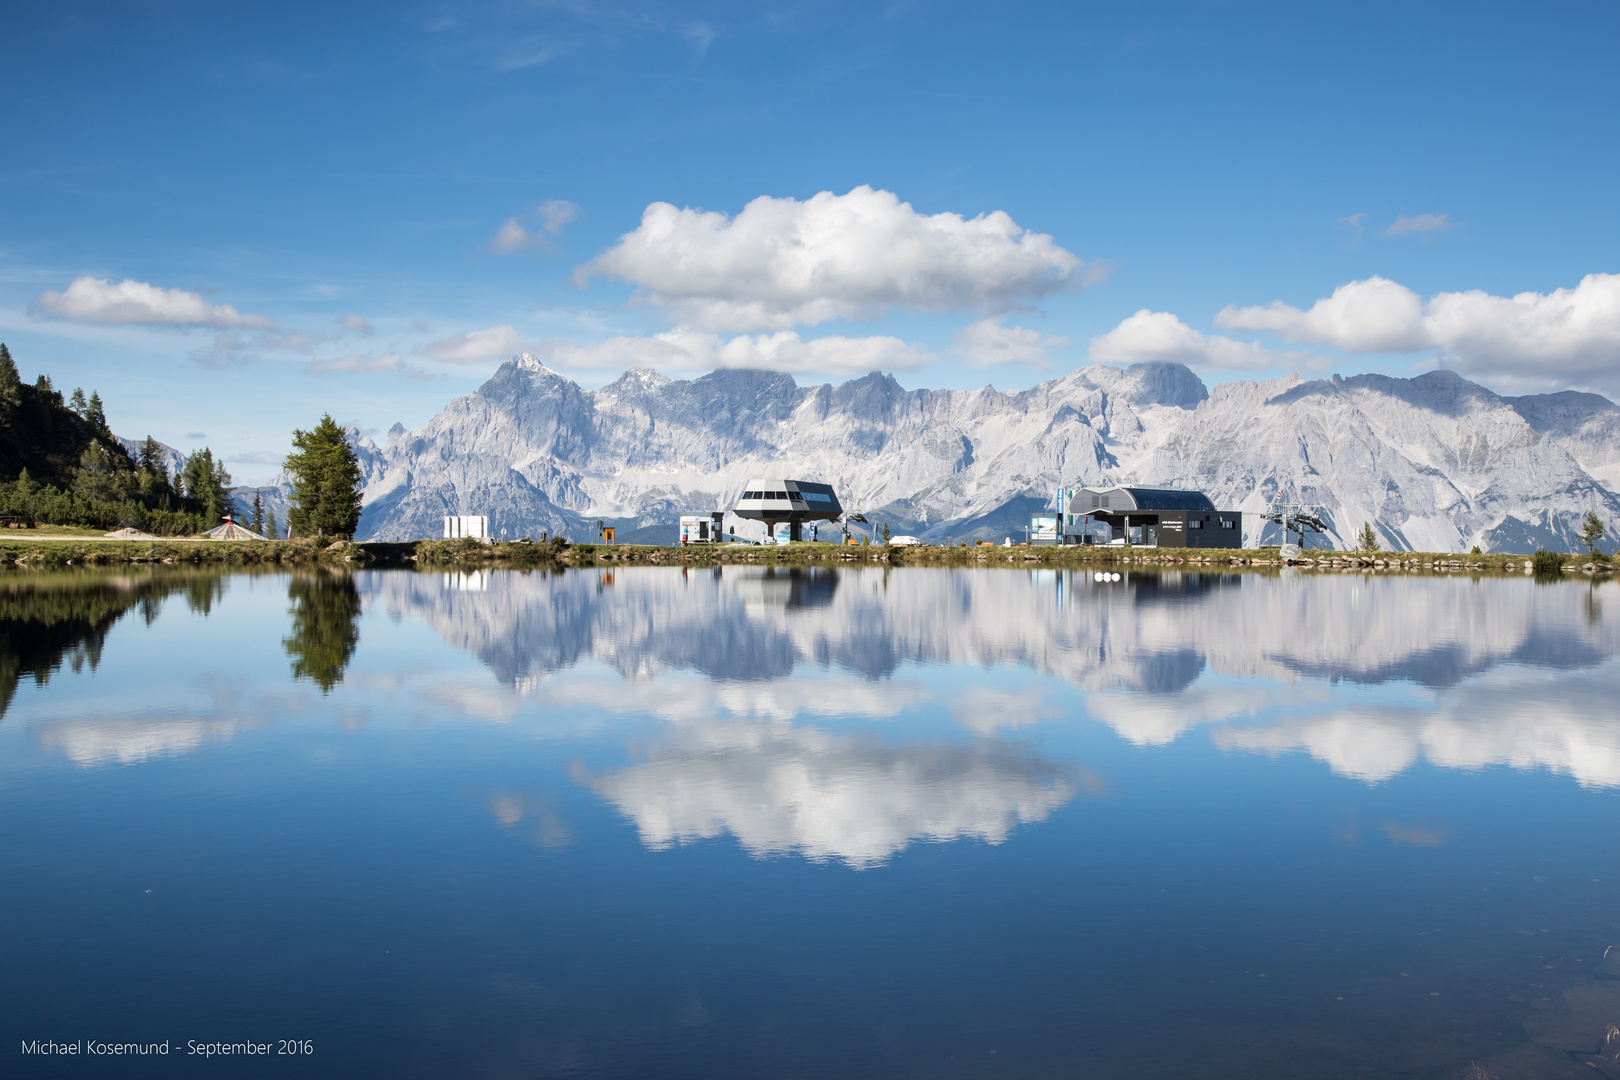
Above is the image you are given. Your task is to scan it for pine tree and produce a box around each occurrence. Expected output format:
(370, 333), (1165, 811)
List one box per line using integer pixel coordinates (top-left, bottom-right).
(182, 449), (232, 522)
(266, 509), (280, 541)
(250, 492), (265, 536)
(138, 437), (163, 475)
(0, 342), (20, 421)
(73, 444), (121, 503)
(212, 456), (233, 517)
(284, 415), (363, 539)
(1581, 510), (1607, 559)
(85, 391), (108, 434)
(133, 437), (168, 503)
(69, 387), (87, 414)
(1357, 521), (1380, 553)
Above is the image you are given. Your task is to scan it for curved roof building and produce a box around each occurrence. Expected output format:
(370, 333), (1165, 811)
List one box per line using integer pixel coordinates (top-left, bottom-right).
(1066, 485), (1239, 549)
(1071, 486), (1216, 513)
(731, 478), (843, 541)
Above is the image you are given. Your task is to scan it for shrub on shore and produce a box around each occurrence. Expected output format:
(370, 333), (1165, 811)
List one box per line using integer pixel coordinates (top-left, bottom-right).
(1532, 549), (1565, 574)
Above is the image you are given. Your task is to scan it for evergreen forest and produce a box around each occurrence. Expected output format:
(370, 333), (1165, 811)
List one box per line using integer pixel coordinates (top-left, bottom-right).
(0, 342), (236, 535)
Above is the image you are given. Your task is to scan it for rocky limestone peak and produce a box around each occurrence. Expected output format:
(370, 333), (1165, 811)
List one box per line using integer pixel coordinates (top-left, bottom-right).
(1120, 361), (1209, 409)
(1509, 389), (1620, 434)
(602, 367), (675, 395)
(360, 359), (1620, 553)
(829, 371), (908, 419)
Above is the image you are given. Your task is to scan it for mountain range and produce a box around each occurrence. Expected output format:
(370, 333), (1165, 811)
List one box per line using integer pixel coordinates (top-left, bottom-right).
(350, 356), (1620, 552)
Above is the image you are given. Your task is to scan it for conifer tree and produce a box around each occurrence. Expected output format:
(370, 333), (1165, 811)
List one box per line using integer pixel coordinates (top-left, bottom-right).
(266, 509), (280, 541)
(1581, 510), (1607, 559)
(73, 444), (121, 503)
(181, 449), (232, 522)
(1357, 522), (1380, 553)
(85, 391), (107, 434)
(69, 387), (87, 414)
(212, 456), (233, 516)
(250, 491), (265, 536)
(284, 415), (363, 539)
(137, 437), (163, 476)
(0, 342), (20, 420)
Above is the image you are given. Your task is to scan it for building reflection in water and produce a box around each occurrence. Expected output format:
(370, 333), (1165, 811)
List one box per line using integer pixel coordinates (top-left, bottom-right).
(9, 566), (1612, 865)
(364, 566), (1620, 862)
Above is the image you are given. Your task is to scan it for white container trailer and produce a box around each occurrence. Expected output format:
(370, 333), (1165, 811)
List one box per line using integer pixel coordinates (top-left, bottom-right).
(444, 515), (489, 540)
(680, 512), (725, 545)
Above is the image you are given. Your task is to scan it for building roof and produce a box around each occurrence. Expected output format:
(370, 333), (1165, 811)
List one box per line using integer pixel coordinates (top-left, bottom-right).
(732, 478), (843, 522)
(204, 520), (271, 541)
(1071, 486), (1217, 513)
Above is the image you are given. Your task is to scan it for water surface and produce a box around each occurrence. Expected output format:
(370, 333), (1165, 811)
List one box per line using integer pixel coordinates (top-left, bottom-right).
(4, 566), (1619, 1078)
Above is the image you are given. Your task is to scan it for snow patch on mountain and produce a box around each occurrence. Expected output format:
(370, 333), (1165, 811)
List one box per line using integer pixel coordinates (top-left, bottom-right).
(355, 356), (1620, 552)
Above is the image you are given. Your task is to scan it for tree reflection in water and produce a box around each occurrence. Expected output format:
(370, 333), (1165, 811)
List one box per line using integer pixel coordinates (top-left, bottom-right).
(0, 573), (195, 719)
(283, 572), (362, 693)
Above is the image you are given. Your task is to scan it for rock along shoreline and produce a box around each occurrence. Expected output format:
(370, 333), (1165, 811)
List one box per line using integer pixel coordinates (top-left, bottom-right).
(1, 536), (1611, 577)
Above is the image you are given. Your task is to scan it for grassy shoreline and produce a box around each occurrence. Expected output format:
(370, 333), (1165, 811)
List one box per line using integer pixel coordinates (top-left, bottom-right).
(1, 533), (1612, 576)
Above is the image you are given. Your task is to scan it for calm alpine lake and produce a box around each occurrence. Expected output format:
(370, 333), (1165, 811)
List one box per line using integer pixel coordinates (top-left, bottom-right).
(5, 566), (1620, 1079)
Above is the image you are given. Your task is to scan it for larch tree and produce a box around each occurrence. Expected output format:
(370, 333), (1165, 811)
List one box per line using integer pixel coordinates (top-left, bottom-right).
(1581, 510), (1607, 559)
(284, 415), (363, 540)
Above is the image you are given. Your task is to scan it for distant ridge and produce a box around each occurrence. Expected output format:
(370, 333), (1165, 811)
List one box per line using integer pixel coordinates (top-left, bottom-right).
(353, 357), (1620, 553)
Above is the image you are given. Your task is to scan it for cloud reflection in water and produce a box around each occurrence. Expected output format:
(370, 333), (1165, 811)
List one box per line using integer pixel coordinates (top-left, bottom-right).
(582, 717), (1082, 869)
(370, 568), (1620, 795)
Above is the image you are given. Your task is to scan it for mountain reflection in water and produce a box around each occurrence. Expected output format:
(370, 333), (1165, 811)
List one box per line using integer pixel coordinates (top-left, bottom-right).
(6, 566), (1619, 858)
(369, 566), (1620, 789)
(6, 565), (1620, 1079)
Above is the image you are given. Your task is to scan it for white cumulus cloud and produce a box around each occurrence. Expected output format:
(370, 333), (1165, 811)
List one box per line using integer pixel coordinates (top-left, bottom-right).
(489, 219), (538, 254)
(33, 276), (275, 329)
(489, 199), (581, 254)
(1090, 309), (1290, 371)
(545, 328), (932, 376)
(577, 185), (1091, 332)
(1216, 277), (1428, 353)
(1216, 273), (1620, 384)
(950, 318), (1068, 368)
(422, 324), (530, 363)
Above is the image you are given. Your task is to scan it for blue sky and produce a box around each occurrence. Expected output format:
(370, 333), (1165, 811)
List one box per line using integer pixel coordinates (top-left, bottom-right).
(3, 1), (1618, 483)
